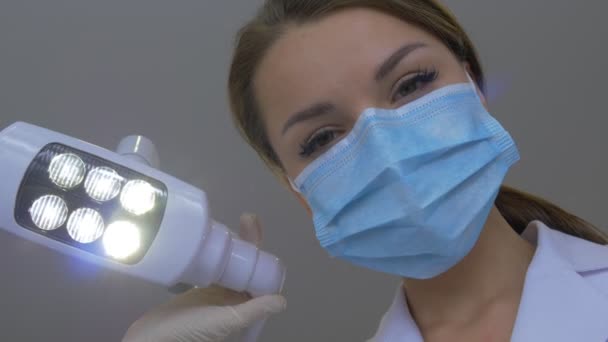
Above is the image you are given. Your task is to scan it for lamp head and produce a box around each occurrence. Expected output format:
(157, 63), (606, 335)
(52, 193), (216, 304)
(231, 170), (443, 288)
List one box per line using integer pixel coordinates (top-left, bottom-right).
(0, 122), (285, 296)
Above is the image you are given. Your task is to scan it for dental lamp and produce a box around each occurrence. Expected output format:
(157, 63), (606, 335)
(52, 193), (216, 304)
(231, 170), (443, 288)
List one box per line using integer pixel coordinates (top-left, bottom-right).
(0, 121), (285, 340)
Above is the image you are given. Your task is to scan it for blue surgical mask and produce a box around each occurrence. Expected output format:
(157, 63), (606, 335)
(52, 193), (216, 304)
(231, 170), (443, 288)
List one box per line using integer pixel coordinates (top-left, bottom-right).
(290, 74), (519, 279)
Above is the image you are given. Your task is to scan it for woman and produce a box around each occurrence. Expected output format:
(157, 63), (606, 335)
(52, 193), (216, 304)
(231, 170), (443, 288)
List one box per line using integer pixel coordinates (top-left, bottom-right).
(124, 1), (608, 341)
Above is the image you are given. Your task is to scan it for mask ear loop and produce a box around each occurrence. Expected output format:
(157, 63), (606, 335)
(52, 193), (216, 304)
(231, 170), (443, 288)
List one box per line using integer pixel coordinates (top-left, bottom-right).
(288, 177), (302, 194)
(465, 71), (484, 104)
(287, 176), (312, 216)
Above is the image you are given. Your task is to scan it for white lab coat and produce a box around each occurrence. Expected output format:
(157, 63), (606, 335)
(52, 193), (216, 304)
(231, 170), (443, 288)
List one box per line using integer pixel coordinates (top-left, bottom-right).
(370, 220), (608, 341)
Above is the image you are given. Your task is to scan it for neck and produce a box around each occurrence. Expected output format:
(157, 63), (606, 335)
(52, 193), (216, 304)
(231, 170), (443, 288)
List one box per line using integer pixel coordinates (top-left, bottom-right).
(403, 206), (535, 330)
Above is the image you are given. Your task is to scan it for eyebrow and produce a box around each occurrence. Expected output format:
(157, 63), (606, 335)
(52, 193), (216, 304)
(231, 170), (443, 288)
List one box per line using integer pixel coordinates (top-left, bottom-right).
(374, 42), (427, 82)
(281, 42), (426, 136)
(281, 102), (336, 136)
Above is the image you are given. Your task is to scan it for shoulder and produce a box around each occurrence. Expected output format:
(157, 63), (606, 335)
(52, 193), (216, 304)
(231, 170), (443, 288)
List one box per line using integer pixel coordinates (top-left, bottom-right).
(514, 222), (608, 341)
(529, 220), (608, 291)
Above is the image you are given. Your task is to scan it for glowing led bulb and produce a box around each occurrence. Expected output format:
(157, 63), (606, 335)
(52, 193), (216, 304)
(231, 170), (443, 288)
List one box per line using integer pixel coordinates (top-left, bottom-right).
(120, 180), (156, 215)
(84, 167), (123, 202)
(103, 221), (141, 259)
(29, 195), (68, 230)
(48, 153), (86, 189)
(66, 208), (105, 244)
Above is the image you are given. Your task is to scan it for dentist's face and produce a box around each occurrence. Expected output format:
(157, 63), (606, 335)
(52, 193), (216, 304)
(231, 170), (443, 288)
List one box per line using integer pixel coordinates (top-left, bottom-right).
(253, 8), (482, 180)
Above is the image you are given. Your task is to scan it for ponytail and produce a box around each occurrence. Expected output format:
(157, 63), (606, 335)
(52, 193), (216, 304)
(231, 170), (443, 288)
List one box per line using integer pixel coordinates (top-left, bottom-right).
(496, 185), (608, 244)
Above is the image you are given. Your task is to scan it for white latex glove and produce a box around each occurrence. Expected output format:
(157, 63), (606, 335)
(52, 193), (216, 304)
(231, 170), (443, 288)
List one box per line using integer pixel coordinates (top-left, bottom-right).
(122, 213), (286, 342)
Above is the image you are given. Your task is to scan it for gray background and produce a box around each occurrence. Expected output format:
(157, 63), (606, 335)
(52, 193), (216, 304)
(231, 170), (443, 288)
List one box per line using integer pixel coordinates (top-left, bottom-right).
(0, 1), (606, 341)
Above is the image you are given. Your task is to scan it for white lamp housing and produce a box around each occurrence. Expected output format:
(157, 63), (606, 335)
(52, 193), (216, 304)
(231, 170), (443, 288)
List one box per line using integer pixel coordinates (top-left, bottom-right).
(0, 122), (285, 298)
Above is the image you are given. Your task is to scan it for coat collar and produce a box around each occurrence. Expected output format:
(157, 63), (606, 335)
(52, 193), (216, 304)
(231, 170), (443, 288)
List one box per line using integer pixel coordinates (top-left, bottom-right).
(370, 221), (608, 342)
(370, 285), (421, 342)
(511, 220), (608, 341)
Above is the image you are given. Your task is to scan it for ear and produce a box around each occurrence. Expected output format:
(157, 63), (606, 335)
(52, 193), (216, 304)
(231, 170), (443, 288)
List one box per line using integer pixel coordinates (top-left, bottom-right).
(464, 62), (488, 108)
(280, 174), (313, 217)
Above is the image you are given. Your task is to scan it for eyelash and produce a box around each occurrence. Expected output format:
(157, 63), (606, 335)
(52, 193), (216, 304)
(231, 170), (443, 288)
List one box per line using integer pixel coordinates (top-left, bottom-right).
(391, 67), (438, 103)
(298, 67), (439, 159)
(299, 127), (337, 158)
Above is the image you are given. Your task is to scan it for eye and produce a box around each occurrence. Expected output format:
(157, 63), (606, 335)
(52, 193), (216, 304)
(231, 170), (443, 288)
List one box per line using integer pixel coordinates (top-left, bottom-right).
(391, 68), (438, 103)
(299, 128), (338, 158)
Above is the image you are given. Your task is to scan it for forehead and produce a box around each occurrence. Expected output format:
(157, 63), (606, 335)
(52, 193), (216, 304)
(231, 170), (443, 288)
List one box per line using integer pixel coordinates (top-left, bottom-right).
(253, 7), (442, 128)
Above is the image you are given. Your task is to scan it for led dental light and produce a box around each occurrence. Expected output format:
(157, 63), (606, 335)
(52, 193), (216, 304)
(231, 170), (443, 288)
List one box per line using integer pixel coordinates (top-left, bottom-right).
(0, 121), (285, 304)
(103, 221), (141, 259)
(120, 179), (156, 215)
(84, 167), (123, 202)
(48, 153), (86, 189)
(11, 142), (169, 264)
(66, 208), (105, 244)
(29, 195), (68, 231)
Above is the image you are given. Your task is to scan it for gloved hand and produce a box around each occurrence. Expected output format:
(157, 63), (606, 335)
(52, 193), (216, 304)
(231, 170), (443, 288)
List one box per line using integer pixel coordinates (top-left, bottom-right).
(122, 213), (286, 342)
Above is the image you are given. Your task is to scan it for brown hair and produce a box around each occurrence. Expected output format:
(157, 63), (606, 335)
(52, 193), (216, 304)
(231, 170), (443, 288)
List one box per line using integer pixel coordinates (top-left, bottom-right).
(228, 0), (608, 244)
